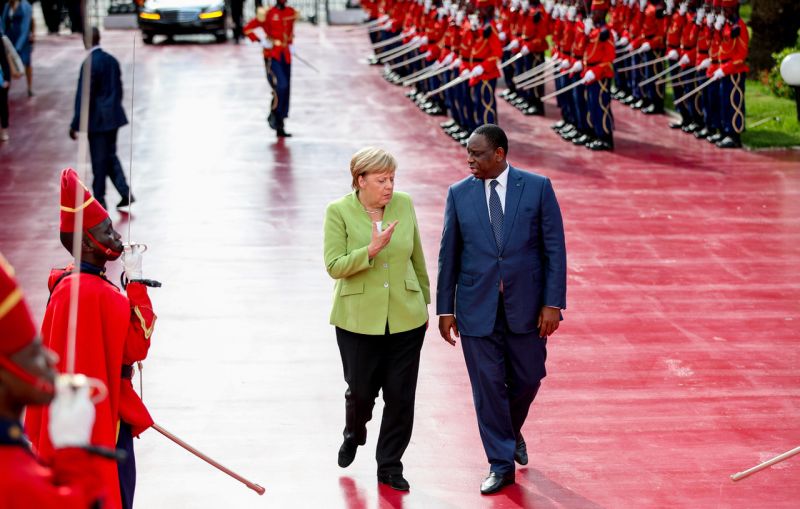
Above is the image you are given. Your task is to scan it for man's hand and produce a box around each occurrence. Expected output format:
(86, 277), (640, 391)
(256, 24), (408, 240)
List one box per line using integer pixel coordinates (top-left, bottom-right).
(438, 315), (459, 346)
(69, 128), (77, 140)
(122, 244), (145, 280)
(368, 220), (398, 259)
(538, 307), (560, 337)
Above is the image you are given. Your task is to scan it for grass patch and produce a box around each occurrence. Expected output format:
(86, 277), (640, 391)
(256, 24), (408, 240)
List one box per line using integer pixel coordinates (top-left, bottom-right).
(664, 78), (800, 149)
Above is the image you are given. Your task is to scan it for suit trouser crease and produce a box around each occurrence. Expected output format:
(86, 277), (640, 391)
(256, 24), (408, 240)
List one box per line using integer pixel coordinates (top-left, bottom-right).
(461, 298), (546, 475)
(336, 324), (425, 475)
(88, 129), (130, 207)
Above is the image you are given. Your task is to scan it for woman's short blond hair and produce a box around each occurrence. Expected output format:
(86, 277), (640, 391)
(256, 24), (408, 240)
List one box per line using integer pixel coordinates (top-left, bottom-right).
(350, 147), (397, 190)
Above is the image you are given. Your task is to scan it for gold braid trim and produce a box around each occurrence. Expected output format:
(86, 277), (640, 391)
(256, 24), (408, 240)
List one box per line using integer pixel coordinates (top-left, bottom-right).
(134, 306), (156, 340)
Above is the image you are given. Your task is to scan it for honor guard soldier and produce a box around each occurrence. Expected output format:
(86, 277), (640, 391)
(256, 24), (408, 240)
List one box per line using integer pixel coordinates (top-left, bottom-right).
(583, 0), (616, 150)
(1, 254), (110, 508)
(462, 0), (503, 140)
(702, 0), (723, 143)
(672, 0), (703, 133)
(693, 0), (713, 139)
(634, 0), (668, 114)
(25, 169), (158, 509)
(665, 0), (687, 127)
(244, 1), (298, 138)
(712, 0), (747, 148)
(564, 1), (590, 145)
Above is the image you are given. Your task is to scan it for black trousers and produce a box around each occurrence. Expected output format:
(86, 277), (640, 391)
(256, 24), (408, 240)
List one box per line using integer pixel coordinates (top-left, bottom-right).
(88, 129), (130, 209)
(229, 0), (244, 40)
(117, 421), (136, 509)
(336, 323), (425, 475)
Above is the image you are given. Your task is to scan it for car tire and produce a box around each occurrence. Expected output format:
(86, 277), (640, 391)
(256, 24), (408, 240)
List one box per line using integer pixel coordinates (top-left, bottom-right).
(142, 34), (154, 45)
(215, 31), (227, 43)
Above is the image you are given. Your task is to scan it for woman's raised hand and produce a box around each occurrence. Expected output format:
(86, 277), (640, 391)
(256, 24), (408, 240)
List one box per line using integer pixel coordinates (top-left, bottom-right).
(368, 220), (398, 259)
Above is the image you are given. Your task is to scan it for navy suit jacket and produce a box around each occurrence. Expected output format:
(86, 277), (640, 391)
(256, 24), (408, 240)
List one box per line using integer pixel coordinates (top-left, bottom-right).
(71, 48), (128, 133)
(436, 165), (567, 337)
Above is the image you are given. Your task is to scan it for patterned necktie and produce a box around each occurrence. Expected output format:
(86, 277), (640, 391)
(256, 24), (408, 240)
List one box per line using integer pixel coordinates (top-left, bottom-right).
(489, 179), (503, 249)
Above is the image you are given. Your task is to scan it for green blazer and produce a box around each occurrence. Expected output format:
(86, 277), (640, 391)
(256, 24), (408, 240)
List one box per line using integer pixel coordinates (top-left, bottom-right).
(324, 191), (430, 335)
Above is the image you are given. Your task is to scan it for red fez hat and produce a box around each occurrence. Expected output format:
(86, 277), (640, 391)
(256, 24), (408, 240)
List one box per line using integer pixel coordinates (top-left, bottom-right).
(591, 0), (610, 10)
(60, 168), (109, 234)
(0, 254), (37, 358)
(712, 0), (722, 8)
(720, 0), (737, 7)
(475, 0), (493, 7)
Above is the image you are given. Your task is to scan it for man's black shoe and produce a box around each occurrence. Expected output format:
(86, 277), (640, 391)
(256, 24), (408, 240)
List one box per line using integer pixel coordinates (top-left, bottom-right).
(694, 127), (710, 139)
(669, 121), (684, 129)
(378, 473), (410, 491)
(681, 122), (699, 133)
(588, 139), (614, 151)
(480, 471), (515, 495)
(276, 128), (292, 138)
(707, 132), (723, 144)
(551, 120), (566, 131)
(338, 440), (357, 468)
(514, 437), (529, 465)
(117, 195), (135, 209)
(716, 136), (742, 149)
(641, 104), (664, 115)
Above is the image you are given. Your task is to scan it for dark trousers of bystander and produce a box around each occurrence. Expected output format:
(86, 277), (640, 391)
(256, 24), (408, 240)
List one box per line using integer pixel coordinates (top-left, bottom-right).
(117, 421), (136, 509)
(0, 86), (8, 129)
(88, 129), (130, 209)
(335, 323), (425, 476)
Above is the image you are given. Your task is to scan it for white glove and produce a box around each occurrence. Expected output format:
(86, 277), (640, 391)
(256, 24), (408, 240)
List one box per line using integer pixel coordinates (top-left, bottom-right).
(559, 59), (571, 70)
(460, 68), (470, 78)
(570, 61), (583, 73)
(712, 68), (725, 81)
(378, 14), (389, 23)
(411, 35), (421, 44)
(625, 43), (634, 52)
(678, 54), (690, 66)
(423, 50), (432, 58)
(544, 0), (554, 14)
(584, 18), (594, 35)
(695, 7), (705, 24)
(419, 36), (428, 45)
(618, 36), (629, 47)
(714, 15), (725, 31)
(698, 57), (711, 70)
(520, 45), (530, 56)
(641, 42), (651, 52)
(49, 376), (96, 449)
(583, 70), (596, 84)
(499, 31), (507, 42)
(678, 2), (687, 15)
(452, 57), (462, 68)
(667, 49), (679, 61)
(380, 21), (393, 30)
(506, 39), (519, 51)
(122, 245), (144, 281)
(470, 64), (484, 78)
(442, 53), (454, 66)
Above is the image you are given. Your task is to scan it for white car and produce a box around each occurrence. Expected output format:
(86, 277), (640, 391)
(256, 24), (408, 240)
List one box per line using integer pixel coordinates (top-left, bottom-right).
(138, 0), (228, 44)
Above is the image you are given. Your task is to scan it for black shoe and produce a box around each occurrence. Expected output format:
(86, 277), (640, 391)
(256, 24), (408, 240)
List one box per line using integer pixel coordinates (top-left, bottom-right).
(707, 132), (722, 144)
(440, 120), (456, 128)
(551, 120), (566, 131)
(506, 92), (518, 102)
(631, 99), (645, 110)
(669, 121), (684, 129)
(588, 139), (614, 151)
(561, 129), (579, 141)
(514, 437), (529, 465)
(378, 473), (410, 491)
(525, 105), (544, 116)
(338, 440), (357, 468)
(681, 122), (699, 133)
(277, 128), (292, 137)
(480, 471), (515, 495)
(642, 104), (664, 115)
(620, 94), (635, 105)
(572, 134), (592, 146)
(558, 123), (575, 135)
(117, 195), (135, 209)
(694, 127), (710, 139)
(716, 135), (742, 149)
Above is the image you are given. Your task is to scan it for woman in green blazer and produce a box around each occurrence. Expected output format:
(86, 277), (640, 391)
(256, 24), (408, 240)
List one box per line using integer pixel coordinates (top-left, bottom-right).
(323, 147), (429, 491)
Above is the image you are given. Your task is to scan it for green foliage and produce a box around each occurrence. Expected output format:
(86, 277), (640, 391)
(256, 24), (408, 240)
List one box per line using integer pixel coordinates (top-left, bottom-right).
(767, 45), (800, 100)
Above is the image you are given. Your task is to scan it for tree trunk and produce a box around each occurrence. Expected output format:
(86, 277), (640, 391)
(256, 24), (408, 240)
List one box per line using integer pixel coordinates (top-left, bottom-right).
(750, 0), (800, 73)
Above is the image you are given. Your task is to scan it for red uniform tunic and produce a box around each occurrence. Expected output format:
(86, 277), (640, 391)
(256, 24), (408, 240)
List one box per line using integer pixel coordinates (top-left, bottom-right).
(666, 8), (685, 51)
(1, 421), (108, 509)
(244, 6), (298, 63)
(719, 17), (748, 75)
(637, 3), (667, 50)
(463, 23), (503, 86)
(25, 274), (156, 509)
(571, 17), (588, 70)
(679, 11), (700, 66)
(423, 9), (448, 61)
(706, 23), (722, 76)
(583, 25), (616, 80)
(516, 6), (549, 54)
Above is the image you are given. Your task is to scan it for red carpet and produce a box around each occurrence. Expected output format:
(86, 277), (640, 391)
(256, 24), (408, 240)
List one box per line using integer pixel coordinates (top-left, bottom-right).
(1, 24), (798, 508)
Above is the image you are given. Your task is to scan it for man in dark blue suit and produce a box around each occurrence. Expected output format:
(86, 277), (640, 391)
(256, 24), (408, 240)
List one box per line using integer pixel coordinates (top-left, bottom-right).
(70, 27), (132, 210)
(437, 124), (567, 495)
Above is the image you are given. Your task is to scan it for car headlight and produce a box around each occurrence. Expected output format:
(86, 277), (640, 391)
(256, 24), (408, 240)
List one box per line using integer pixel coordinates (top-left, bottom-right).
(199, 6), (225, 19)
(139, 11), (161, 20)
